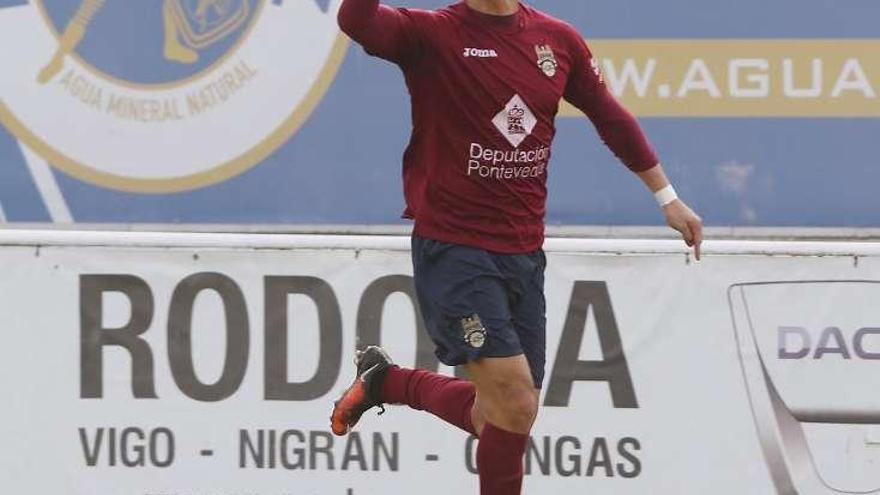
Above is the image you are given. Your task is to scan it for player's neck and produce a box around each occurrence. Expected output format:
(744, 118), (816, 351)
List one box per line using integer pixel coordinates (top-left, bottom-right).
(464, 0), (520, 17)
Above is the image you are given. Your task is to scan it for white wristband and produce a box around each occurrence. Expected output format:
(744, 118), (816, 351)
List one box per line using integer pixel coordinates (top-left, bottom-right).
(654, 185), (678, 207)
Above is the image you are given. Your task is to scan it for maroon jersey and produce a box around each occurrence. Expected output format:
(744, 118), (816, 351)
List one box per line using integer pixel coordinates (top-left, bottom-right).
(339, 1), (658, 253)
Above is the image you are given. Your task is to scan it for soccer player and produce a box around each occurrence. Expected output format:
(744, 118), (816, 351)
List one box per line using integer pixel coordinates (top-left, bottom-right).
(331, 0), (703, 493)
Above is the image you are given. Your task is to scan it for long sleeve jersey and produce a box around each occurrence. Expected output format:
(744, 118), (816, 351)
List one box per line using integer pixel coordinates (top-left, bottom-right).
(338, 0), (659, 253)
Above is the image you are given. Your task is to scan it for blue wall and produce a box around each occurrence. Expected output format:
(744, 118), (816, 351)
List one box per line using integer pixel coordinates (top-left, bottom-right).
(1, 0), (878, 226)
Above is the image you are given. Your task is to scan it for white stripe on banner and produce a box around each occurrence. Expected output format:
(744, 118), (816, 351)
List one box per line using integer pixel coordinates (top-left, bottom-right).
(18, 143), (73, 223)
(0, 201), (6, 222)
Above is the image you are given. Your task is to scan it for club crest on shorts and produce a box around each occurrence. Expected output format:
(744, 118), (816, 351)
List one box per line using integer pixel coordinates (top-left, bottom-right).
(0, 0), (347, 192)
(461, 314), (487, 349)
(535, 44), (558, 77)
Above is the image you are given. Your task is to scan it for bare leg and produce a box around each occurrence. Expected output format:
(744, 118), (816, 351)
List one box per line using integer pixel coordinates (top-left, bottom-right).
(466, 355), (537, 495)
(466, 354), (539, 434)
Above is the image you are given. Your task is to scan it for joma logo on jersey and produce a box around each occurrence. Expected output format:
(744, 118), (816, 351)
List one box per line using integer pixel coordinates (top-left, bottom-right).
(0, 0), (348, 193)
(778, 326), (880, 360)
(463, 47), (498, 58)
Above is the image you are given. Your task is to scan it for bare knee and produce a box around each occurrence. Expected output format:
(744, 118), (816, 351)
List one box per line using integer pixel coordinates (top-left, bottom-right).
(467, 355), (539, 434)
(479, 378), (538, 434)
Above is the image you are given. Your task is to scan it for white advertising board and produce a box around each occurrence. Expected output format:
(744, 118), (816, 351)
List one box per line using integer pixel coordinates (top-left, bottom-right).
(0, 231), (878, 494)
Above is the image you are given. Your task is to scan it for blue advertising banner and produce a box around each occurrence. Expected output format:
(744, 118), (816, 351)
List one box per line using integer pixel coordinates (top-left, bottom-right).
(1, 0), (878, 226)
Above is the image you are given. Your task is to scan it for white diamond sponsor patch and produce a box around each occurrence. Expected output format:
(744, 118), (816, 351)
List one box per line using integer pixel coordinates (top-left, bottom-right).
(492, 94), (537, 148)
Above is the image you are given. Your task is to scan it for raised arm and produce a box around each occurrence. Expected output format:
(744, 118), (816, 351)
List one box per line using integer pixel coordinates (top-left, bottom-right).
(337, 0), (427, 65)
(562, 29), (704, 258)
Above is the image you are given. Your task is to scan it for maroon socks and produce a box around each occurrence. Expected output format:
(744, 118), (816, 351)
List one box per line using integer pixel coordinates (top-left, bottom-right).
(477, 422), (529, 495)
(381, 365), (476, 435)
(381, 366), (529, 494)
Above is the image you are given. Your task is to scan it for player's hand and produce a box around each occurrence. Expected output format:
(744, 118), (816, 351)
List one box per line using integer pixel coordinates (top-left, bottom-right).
(663, 200), (703, 261)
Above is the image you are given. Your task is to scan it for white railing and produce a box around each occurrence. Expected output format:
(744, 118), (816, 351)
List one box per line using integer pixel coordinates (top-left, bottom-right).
(1, 229), (879, 257)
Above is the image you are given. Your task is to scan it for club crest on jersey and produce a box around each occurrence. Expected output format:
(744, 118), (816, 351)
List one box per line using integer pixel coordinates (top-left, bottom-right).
(535, 44), (558, 78)
(0, 0), (347, 193)
(461, 315), (487, 349)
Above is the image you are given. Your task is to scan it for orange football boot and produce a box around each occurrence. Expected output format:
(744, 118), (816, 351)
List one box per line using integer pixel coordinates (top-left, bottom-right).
(330, 346), (393, 436)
